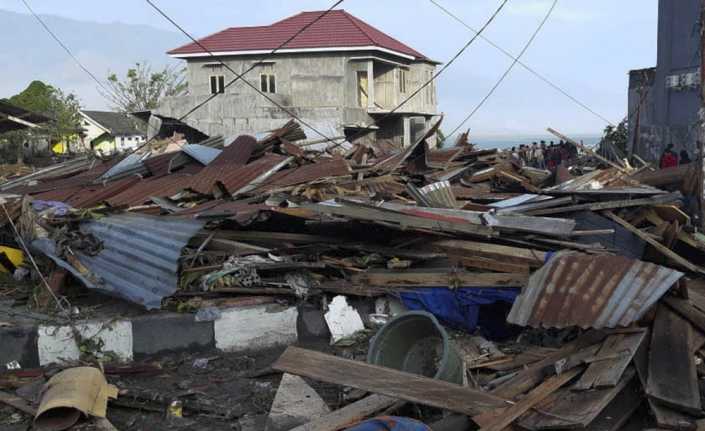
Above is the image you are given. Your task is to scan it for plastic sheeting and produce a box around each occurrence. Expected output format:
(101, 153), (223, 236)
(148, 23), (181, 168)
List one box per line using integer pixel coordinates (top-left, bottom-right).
(345, 416), (431, 431)
(400, 287), (520, 339)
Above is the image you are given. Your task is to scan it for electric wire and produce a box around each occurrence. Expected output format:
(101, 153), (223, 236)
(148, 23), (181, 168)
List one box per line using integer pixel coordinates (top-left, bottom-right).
(429, 0), (615, 128)
(447, 0), (560, 138)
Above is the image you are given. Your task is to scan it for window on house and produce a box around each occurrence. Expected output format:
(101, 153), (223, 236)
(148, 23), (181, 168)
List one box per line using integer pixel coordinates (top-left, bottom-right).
(399, 68), (408, 94)
(210, 75), (225, 94)
(357, 71), (369, 107)
(260, 74), (276, 93)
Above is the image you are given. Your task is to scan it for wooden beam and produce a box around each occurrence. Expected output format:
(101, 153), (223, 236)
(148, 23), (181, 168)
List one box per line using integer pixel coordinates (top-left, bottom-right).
(272, 346), (508, 416)
(647, 307), (701, 415)
(527, 192), (681, 216)
(547, 127), (629, 174)
(473, 368), (582, 431)
(433, 240), (546, 267)
(0, 389), (36, 415)
(451, 256), (530, 274)
(290, 394), (397, 431)
(604, 211), (705, 275)
(573, 330), (646, 390)
(350, 270), (528, 288)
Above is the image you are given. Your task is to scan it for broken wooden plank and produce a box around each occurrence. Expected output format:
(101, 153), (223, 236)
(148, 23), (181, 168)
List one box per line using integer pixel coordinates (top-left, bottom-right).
(350, 270), (528, 288)
(527, 192), (681, 216)
(450, 255), (530, 274)
(433, 240), (546, 267)
(647, 306), (702, 415)
(491, 332), (607, 399)
(272, 346), (508, 416)
(573, 330), (646, 390)
(583, 378), (644, 431)
(290, 394), (397, 431)
(604, 211), (705, 274)
(518, 368), (636, 430)
(0, 389), (36, 415)
(664, 296), (705, 335)
(632, 329), (698, 430)
(473, 367), (582, 431)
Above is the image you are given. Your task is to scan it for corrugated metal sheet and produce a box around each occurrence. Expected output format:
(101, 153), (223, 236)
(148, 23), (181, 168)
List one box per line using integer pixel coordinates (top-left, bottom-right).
(181, 144), (221, 165)
(262, 157), (350, 189)
(507, 253), (683, 329)
(100, 153), (148, 181)
(107, 174), (196, 207)
(188, 135), (259, 194)
(419, 181), (458, 208)
(34, 214), (205, 309)
(66, 177), (142, 209)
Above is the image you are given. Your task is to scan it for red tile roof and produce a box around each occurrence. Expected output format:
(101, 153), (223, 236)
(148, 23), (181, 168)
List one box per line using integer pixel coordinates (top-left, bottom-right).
(168, 10), (428, 61)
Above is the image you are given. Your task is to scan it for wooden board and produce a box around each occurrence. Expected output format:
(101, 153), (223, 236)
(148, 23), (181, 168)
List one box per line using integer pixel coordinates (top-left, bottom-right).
(573, 330), (646, 390)
(518, 368), (636, 430)
(604, 211), (705, 274)
(583, 378), (644, 431)
(290, 394), (397, 431)
(664, 296), (705, 335)
(490, 332), (606, 399)
(350, 270), (528, 288)
(473, 368), (582, 431)
(647, 306), (702, 415)
(433, 240), (546, 267)
(0, 389), (36, 415)
(528, 193), (681, 216)
(450, 255), (530, 274)
(272, 346), (508, 416)
(632, 332), (698, 430)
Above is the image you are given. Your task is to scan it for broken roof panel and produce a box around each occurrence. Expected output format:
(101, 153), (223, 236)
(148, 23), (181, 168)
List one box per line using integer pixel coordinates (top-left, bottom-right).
(263, 157), (351, 189)
(507, 253), (683, 329)
(34, 213), (204, 309)
(106, 174), (196, 207)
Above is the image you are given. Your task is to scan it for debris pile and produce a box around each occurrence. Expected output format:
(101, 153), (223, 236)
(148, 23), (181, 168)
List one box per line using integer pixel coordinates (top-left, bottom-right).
(2, 119), (705, 429)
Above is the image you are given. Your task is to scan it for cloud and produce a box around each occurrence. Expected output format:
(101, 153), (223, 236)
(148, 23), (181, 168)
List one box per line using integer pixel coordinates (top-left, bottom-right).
(507, 1), (597, 23)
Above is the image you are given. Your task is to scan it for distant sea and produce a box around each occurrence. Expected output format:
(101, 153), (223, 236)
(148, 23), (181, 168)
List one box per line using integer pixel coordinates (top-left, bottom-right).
(470, 135), (601, 150)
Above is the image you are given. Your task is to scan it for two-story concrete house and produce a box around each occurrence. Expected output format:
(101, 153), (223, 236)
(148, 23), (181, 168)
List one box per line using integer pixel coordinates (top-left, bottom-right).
(156, 10), (439, 147)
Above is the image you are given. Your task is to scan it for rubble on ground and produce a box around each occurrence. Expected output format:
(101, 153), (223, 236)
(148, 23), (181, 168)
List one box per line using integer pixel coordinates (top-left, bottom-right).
(2, 119), (705, 429)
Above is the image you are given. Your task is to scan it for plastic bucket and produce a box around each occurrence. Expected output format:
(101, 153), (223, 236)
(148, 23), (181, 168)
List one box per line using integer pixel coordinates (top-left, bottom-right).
(367, 311), (464, 384)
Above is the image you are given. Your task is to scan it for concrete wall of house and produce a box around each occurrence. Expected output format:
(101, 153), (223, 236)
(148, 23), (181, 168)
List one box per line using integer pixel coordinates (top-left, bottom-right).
(157, 50), (438, 146)
(628, 0), (702, 161)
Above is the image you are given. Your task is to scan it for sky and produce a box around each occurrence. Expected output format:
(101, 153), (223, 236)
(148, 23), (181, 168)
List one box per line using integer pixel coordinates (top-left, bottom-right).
(0, 0), (659, 137)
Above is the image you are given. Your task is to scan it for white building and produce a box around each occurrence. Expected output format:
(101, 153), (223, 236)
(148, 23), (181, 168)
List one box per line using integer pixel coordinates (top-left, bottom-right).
(80, 110), (146, 155)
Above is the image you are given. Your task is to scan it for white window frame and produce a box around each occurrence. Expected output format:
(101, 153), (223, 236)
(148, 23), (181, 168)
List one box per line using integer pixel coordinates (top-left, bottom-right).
(210, 75), (225, 94)
(260, 73), (276, 94)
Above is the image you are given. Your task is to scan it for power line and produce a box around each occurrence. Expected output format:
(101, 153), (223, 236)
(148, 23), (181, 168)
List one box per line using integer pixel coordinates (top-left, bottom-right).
(381, 0), (510, 118)
(20, 0), (129, 108)
(144, 0), (344, 143)
(429, 0), (615, 128)
(447, 0), (560, 138)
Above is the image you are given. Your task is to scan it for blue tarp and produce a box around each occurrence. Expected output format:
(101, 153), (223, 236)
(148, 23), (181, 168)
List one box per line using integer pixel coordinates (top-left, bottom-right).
(400, 287), (520, 339)
(345, 416), (431, 431)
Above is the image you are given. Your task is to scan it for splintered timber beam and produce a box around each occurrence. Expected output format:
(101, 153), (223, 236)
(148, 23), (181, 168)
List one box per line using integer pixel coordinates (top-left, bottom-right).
(272, 346), (508, 416)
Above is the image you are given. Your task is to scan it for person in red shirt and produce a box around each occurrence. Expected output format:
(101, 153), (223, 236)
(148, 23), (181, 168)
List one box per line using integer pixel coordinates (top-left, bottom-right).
(659, 144), (679, 169)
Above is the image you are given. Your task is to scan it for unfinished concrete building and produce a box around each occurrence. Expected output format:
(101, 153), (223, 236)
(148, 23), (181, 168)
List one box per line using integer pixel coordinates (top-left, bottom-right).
(156, 10), (440, 147)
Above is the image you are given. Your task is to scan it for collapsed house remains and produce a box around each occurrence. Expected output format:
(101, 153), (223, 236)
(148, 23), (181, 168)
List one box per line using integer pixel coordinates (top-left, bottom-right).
(1, 117), (705, 430)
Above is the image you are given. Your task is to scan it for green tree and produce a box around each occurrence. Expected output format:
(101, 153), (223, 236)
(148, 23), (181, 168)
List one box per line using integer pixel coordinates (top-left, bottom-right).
(104, 62), (187, 113)
(601, 119), (629, 154)
(3, 80), (82, 162)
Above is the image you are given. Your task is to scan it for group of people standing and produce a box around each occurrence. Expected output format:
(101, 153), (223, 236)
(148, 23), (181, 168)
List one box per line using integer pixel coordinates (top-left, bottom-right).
(659, 144), (692, 169)
(510, 140), (577, 170)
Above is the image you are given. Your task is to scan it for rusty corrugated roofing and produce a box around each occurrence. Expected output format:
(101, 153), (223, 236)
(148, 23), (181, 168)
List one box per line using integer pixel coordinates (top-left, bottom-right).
(507, 252), (683, 329)
(217, 154), (291, 195)
(262, 157), (350, 189)
(188, 135), (259, 194)
(106, 174), (196, 207)
(66, 177), (142, 208)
